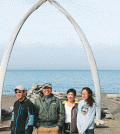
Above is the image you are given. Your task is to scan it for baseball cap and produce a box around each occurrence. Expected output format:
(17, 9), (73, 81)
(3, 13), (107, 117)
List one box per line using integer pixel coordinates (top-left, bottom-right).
(14, 86), (26, 91)
(42, 83), (52, 89)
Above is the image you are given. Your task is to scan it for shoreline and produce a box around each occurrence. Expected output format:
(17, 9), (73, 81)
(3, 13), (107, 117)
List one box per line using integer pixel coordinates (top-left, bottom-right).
(2, 92), (120, 95)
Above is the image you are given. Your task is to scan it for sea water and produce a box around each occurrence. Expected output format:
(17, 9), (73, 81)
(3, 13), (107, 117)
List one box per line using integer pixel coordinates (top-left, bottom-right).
(2, 70), (120, 94)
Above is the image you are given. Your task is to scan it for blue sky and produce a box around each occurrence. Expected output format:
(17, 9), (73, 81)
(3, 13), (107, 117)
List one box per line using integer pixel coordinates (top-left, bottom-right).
(0, 0), (120, 70)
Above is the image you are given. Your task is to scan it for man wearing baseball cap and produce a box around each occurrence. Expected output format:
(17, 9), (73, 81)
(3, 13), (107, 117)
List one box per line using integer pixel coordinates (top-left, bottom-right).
(10, 86), (35, 134)
(34, 83), (65, 134)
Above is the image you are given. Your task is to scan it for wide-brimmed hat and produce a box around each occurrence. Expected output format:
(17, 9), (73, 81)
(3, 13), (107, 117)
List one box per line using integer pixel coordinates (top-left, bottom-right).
(42, 83), (52, 89)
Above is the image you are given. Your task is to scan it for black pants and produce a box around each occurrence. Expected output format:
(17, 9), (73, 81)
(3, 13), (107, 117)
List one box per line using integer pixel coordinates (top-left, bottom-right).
(64, 123), (78, 134)
(85, 129), (94, 134)
(64, 123), (70, 134)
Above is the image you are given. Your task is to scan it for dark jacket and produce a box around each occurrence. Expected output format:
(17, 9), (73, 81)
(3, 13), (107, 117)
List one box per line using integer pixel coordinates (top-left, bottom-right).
(64, 102), (78, 134)
(34, 94), (65, 129)
(71, 103), (78, 133)
(10, 98), (35, 134)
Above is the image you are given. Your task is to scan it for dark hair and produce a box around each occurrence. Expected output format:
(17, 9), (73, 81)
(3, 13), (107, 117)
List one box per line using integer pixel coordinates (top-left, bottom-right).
(82, 87), (95, 107)
(67, 88), (76, 96)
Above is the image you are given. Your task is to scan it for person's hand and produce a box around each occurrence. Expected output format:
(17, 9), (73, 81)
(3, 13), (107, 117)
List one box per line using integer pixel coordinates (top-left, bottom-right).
(58, 113), (61, 117)
(94, 123), (96, 129)
(78, 129), (81, 134)
(55, 126), (59, 129)
(54, 126), (59, 132)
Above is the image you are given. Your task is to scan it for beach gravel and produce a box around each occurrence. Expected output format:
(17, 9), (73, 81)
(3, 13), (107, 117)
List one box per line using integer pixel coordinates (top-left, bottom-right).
(1, 93), (120, 134)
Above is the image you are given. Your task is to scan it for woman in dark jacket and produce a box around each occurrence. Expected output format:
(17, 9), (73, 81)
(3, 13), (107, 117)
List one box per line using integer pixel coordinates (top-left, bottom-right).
(63, 88), (78, 134)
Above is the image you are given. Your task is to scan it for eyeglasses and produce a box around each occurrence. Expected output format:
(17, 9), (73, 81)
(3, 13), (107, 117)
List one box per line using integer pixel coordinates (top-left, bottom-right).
(15, 91), (22, 94)
(82, 93), (89, 96)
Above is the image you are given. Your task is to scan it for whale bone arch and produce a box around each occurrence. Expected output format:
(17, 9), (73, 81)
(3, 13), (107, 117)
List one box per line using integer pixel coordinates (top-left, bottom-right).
(0, 0), (101, 121)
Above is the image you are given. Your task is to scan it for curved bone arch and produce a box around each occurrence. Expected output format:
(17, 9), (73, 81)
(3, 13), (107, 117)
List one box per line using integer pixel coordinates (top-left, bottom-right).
(0, 0), (101, 121)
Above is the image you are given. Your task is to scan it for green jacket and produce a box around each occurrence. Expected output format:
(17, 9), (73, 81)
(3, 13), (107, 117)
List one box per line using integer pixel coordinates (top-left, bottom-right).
(34, 94), (65, 129)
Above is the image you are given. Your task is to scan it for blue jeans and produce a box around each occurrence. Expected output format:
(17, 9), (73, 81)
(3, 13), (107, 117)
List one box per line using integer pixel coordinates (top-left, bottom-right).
(85, 129), (94, 134)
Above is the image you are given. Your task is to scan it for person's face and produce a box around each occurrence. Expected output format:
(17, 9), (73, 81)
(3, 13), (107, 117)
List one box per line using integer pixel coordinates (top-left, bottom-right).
(67, 92), (76, 102)
(15, 89), (26, 101)
(42, 87), (52, 97)
(82, 89), (90, 101)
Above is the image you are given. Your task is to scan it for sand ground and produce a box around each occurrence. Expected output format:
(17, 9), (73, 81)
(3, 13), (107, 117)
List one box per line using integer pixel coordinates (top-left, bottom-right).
(0, 93), (120, 134)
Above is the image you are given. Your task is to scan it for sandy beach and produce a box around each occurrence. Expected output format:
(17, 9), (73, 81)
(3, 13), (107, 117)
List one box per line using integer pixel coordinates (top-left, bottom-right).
(0, 93), (120, 134)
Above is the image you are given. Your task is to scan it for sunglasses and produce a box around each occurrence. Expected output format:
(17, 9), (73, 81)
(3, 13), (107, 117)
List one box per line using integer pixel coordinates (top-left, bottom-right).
(15, 91), (22, 94)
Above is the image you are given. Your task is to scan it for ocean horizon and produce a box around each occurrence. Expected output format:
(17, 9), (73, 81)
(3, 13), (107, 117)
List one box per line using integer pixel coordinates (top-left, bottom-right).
(2, 70), (120, 95)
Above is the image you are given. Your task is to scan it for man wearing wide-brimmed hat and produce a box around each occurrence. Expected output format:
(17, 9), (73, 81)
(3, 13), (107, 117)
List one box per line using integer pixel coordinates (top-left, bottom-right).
(10, 86), (35, 134)
(34, 83), (65, 134)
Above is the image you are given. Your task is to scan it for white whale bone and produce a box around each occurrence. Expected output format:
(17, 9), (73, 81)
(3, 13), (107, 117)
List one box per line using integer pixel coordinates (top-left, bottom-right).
(48, 0), (101, 120)
(0, 0), (101, 121)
